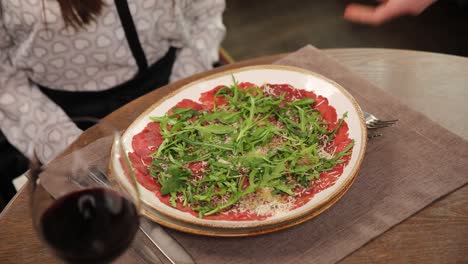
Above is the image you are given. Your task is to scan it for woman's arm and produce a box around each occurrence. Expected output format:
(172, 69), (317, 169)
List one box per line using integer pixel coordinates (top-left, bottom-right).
(169, 0), (226, 81)
(0, 12), (81, 163)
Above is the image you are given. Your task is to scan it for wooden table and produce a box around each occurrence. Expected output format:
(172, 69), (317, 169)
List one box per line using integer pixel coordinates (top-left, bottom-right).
(1, 49), (467, 264)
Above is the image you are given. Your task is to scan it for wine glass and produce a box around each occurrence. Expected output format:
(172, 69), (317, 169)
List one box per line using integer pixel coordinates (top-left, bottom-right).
(28, 117), (141, 264)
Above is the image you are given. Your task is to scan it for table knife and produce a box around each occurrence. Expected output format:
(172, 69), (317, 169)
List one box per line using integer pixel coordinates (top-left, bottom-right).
(139, 217), (195, 264)
(88, 167), (196, 264)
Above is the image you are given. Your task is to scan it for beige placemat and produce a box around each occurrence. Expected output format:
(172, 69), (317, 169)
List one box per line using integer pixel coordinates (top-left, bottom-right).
(166, 46), (468, 263)
(42, 46), (468, 264)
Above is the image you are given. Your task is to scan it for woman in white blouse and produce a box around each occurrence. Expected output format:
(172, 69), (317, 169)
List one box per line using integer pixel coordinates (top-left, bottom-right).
(0, 0), (225, 201)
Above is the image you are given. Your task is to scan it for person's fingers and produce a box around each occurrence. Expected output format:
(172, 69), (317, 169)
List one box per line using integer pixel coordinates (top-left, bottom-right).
(343, 2), (407, 26)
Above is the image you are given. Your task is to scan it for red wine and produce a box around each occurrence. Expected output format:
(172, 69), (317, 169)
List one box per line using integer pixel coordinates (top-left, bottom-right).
(40, 187), (139, 263)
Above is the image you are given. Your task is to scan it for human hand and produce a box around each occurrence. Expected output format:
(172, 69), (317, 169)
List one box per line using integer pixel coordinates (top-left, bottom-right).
(344, 0), (437, 26)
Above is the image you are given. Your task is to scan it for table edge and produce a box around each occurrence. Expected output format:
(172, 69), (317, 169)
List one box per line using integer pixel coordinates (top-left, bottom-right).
(2, 47), (467, 219)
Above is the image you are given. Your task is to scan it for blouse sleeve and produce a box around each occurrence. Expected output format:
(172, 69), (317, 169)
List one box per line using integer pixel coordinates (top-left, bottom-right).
(169, 0), (226, 82)
(0, 14), (81, 163)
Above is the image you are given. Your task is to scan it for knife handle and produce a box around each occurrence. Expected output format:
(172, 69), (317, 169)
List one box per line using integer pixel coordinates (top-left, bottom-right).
(139, 218), (196, 264)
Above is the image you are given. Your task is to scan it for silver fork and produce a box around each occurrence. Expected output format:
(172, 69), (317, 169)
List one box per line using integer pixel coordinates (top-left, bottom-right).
(363, 111), (398, 129)
(363, 111), (398, 139)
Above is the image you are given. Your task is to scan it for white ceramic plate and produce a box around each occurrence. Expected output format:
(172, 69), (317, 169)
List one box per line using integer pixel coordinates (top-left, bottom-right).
(110, 65), (367, 230)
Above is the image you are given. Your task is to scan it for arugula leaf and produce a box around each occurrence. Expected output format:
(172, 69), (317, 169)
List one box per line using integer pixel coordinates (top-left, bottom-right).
(288, 98), (314, 106)
(262, 161), (285, 185)
(196, 124), (236, 135)
(201, 111), (240, 124)
(328, 112), (348, 141)
(159, 166), (190, 195)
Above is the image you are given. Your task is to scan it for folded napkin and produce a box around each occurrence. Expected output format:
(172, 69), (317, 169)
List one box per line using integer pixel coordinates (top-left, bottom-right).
(41, 45), (468, 264)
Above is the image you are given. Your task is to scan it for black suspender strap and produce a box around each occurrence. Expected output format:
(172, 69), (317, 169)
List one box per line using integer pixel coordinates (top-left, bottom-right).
(114, 0), (148, 73)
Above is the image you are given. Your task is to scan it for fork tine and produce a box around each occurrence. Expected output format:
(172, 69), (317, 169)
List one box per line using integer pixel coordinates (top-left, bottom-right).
(368, 119), (399, 126)
(367, 133), (383, 139)
(364, 111), (399, 129)
(367, 123), (395, 129)
(372, 119), (399, 124)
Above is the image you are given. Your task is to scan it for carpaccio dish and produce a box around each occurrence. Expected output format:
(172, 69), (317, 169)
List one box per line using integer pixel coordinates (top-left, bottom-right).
(128, 81), (354, 221)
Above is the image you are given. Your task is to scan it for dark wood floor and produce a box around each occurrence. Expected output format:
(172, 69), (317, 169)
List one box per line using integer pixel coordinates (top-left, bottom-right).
(222, 0), (468, 60)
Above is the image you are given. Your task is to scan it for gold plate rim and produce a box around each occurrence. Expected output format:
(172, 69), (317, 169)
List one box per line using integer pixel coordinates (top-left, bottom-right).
(109, 64), (367, 234)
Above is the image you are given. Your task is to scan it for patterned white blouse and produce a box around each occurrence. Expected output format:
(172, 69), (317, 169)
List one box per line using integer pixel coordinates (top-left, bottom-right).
(0, 0), (225, 163)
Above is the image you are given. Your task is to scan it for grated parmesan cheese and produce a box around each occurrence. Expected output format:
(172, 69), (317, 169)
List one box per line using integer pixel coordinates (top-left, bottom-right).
(233, 187), (295, 217)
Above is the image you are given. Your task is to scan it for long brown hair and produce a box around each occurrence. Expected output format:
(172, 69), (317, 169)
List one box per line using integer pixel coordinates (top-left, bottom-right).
(56, 0), (104, 29)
